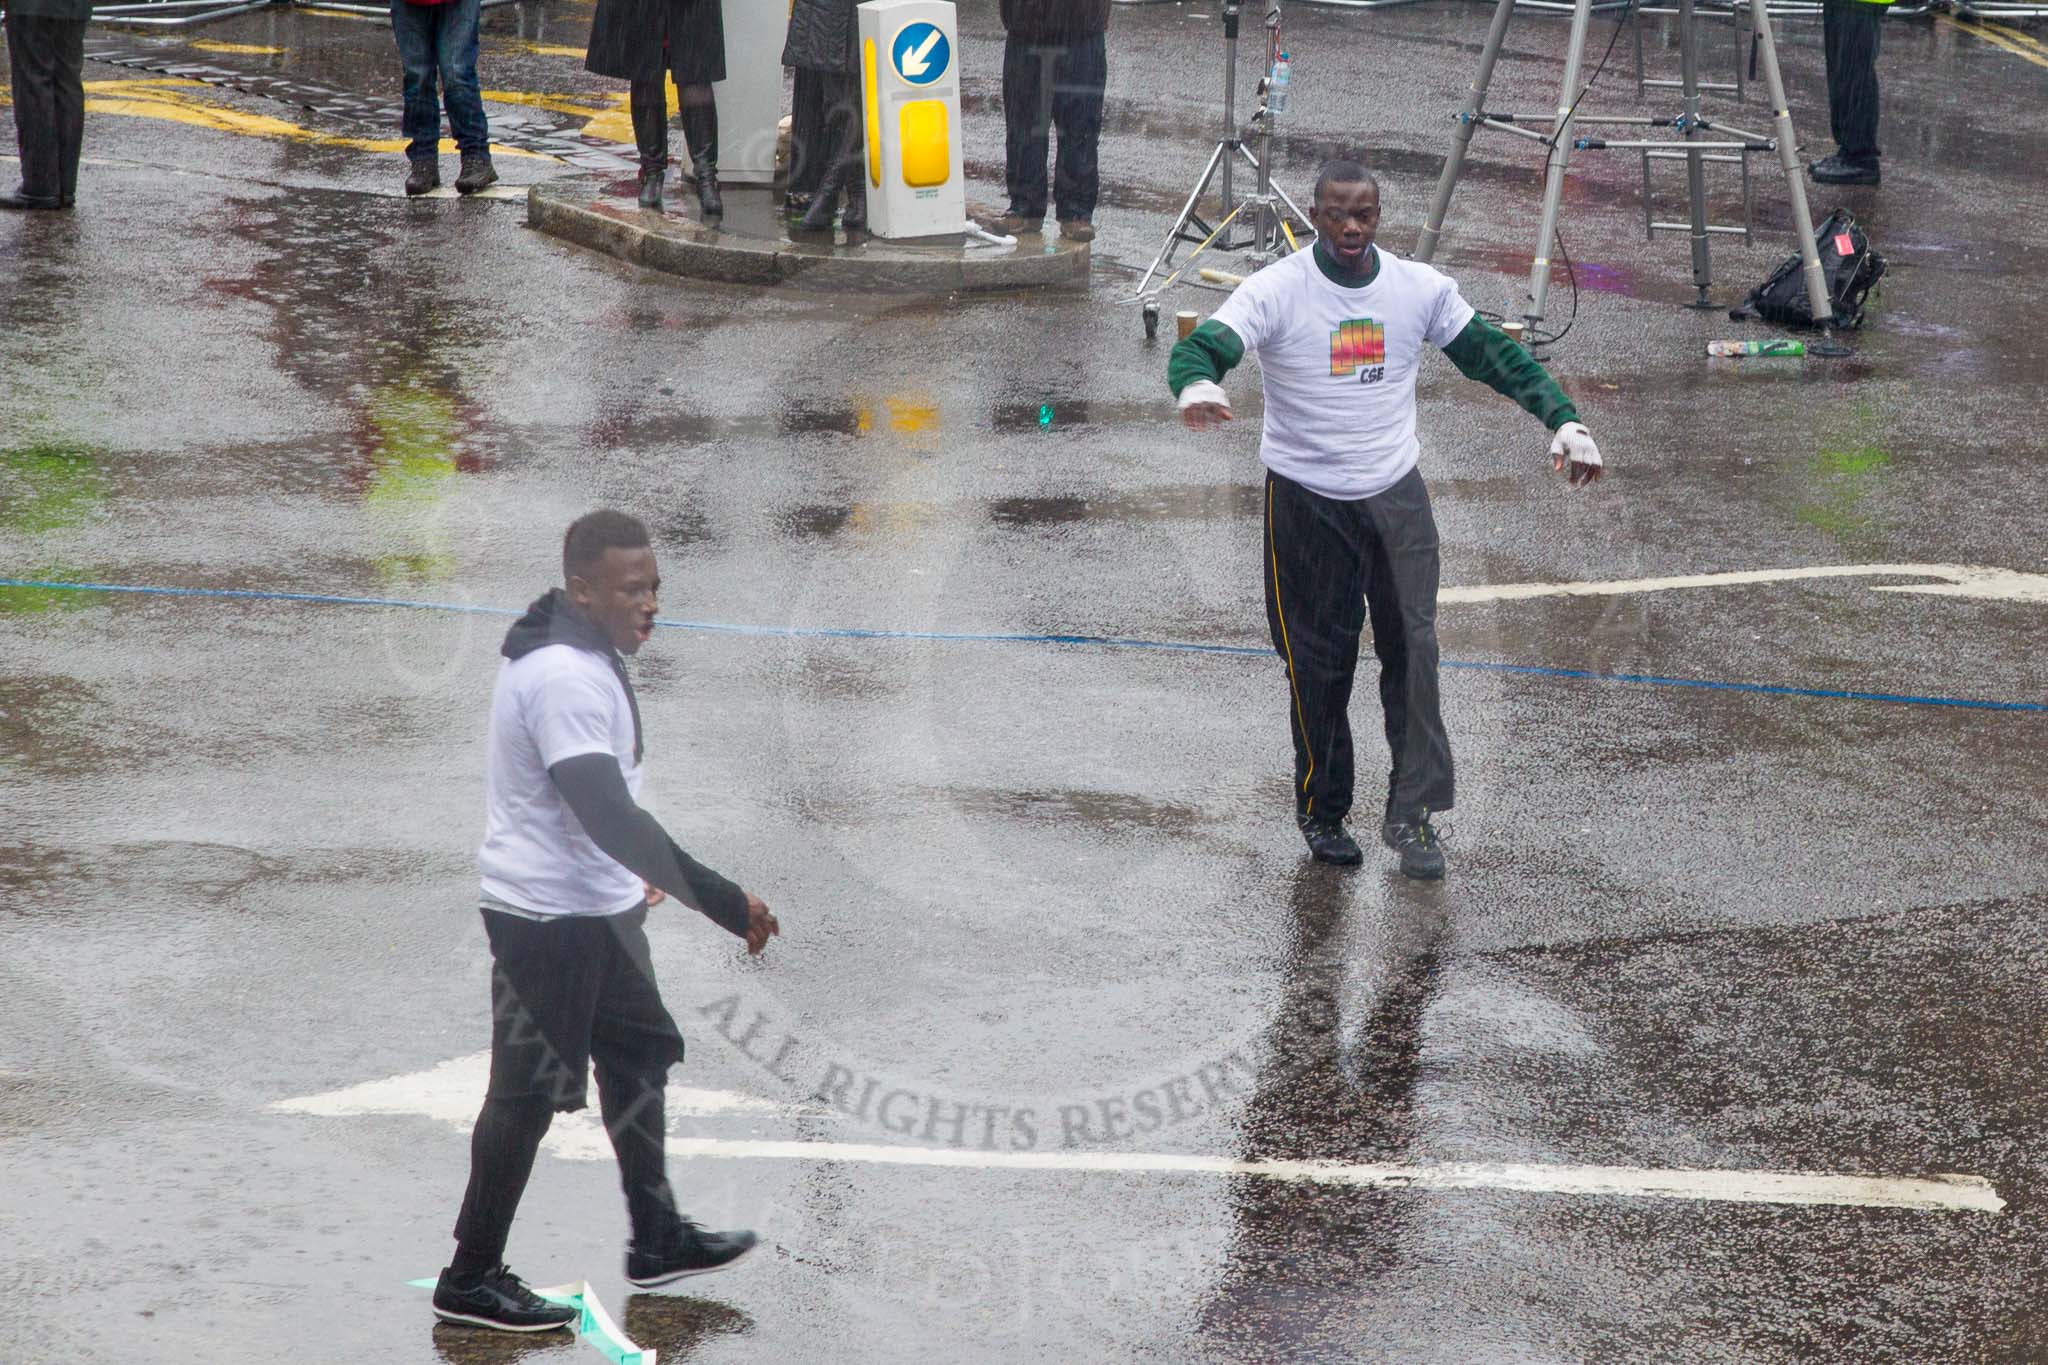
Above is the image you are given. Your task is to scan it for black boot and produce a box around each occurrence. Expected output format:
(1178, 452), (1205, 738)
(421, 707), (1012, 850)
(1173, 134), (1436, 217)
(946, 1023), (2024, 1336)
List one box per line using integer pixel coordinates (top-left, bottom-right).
(680, 100), (721, 220)
(797, 163), (842, 233)
(404, 159), (440, 197)
(691, 155), (722, 219)
(629, 77), (669, 208)
(455, 151), (498, 195)
(840, 168), (866, 232)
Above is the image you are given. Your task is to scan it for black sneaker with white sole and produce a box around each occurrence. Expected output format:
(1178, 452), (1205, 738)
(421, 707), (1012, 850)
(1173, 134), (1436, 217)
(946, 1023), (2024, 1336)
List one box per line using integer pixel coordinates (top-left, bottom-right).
(626, 1222), (759, 1288)
(1381, 813), (1446, 880)
(432, 1264), (576, 1332)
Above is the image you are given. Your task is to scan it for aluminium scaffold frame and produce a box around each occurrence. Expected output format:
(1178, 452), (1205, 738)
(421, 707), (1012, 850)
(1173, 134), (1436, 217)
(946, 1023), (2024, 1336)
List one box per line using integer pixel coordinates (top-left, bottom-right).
(1416, 0), (1849, 348)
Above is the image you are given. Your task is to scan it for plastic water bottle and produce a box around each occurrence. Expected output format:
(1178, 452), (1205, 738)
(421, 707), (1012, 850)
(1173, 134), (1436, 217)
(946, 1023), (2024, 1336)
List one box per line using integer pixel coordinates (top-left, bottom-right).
(1269, 53), (1291, 114)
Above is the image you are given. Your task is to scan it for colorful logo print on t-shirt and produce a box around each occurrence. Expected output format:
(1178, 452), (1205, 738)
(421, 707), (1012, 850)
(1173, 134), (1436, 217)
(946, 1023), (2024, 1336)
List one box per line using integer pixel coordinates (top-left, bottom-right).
(1330, 317), (1387, 382)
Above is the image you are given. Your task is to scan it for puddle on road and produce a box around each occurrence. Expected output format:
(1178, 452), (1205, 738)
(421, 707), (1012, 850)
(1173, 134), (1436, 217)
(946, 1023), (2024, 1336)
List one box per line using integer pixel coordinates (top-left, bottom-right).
(947, 787), (1210, 841)
(779, 483), (1258, 541)
(989, 484), (1259, 527)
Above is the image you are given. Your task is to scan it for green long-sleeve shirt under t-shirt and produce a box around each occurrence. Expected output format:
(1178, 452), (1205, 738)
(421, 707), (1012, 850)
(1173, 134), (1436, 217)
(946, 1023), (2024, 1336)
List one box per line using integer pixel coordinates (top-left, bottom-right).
(1168, 242), (1579, 498)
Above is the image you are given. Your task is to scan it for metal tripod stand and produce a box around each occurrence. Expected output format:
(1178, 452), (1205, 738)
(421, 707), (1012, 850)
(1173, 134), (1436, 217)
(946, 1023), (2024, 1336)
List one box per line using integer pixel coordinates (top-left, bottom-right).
(1417, 0), (1846, 351)
(1131, 0), (1312, 338)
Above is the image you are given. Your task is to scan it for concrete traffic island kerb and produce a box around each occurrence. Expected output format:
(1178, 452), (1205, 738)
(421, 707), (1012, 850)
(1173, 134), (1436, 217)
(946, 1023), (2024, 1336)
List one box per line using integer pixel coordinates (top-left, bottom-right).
(527, 177), (1091, 294)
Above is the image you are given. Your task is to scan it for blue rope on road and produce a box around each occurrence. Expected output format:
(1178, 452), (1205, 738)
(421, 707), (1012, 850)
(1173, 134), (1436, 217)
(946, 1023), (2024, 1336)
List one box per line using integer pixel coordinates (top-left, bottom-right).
(4, 577), (2042, 713)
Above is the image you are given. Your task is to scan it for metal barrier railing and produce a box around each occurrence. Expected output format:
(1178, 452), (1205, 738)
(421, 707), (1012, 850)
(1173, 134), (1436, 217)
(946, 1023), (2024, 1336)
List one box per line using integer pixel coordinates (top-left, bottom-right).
(78, 0), (272, 24)
(71, 0), (523, 28)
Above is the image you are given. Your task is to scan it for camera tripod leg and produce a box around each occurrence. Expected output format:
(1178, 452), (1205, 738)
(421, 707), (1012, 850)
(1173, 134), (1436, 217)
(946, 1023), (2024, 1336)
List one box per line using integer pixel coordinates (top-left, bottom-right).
(1133, 140), (1231, 303)
(1749, 0), (1838, 333)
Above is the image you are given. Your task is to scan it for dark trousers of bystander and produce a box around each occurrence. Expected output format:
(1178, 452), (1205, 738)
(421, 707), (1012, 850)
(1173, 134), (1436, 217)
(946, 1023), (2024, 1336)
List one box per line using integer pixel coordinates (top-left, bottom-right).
(1263, 467), (1453, 830)
(390, 0), (491, 163)
(1001, 32), (1106, 224)
(788, 69), (862, 199)
(4, 14), (86, 205)
(1822, 0), (1883, 165)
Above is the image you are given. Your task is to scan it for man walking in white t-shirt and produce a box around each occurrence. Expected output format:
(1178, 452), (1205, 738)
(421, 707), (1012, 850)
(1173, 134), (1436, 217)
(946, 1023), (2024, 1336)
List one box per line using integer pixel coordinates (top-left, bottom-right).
(432, 509), (781, 1333)
(1167, 161), (1605, 879)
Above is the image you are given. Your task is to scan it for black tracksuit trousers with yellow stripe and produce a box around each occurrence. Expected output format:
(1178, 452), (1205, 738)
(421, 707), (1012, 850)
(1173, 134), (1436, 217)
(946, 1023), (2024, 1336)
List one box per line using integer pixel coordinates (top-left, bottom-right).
(1264, 466), (1452, 828)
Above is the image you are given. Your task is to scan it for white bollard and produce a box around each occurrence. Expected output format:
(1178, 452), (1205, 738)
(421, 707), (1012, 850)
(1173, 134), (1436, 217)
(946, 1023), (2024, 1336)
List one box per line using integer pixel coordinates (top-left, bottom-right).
(857, 0), (968, 238)
(715, 0), (784, 185)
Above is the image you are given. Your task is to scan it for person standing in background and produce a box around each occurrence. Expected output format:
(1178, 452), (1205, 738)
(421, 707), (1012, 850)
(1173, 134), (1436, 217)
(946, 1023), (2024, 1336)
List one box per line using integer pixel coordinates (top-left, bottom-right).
(993, 0), (1109, 243)
(389, 0), (497, 197)
(782, 0), (866, 233)
(588, 0), (726, 216)
(2, 0), (89, 211)
(1809, 0), (1889, 186)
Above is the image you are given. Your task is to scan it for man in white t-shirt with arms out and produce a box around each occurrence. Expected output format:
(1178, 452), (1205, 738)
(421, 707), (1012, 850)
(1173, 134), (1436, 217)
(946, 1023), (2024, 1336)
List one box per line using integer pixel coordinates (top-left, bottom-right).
(1168, 160), (1605, 879)
(432, 509), (781, 1333)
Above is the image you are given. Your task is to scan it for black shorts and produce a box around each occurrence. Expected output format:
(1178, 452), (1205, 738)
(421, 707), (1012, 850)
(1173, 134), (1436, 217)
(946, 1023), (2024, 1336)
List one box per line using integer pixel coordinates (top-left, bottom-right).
(481, 904), (684, 1112)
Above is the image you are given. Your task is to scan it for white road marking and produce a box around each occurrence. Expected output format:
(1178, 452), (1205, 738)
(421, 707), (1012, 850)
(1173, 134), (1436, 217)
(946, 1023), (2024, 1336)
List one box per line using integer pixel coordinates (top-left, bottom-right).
(275, 1061), (2005, 1214)
(641, 1139), (2005, 1214)
(269, 1051), (791, 1122)
(1441, 563), (2048, 605)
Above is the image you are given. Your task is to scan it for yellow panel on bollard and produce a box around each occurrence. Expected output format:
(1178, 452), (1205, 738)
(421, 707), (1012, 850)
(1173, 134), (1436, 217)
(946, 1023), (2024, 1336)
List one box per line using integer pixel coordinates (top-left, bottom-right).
(898, 101), (950, 188)
(857, 0), (967, 238)
(863, 37), (882, 189)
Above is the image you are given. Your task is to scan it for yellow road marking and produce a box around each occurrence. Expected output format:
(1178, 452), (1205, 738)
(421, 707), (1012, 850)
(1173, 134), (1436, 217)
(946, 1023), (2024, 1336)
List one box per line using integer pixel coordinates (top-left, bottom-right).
(1973, 14), (2047, 51)
(190, 40), (284, 55)
(511, 42), (589, 57)
(481, 89), (613, 119)
(79, 79), (555, 159)
(572, 78), (687, 146)
(1943, 13), (2048, 69)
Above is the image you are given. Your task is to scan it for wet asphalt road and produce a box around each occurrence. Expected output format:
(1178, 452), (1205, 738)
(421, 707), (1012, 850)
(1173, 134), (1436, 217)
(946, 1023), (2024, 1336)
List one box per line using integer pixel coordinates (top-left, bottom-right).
(3, 0), (2047, 1361)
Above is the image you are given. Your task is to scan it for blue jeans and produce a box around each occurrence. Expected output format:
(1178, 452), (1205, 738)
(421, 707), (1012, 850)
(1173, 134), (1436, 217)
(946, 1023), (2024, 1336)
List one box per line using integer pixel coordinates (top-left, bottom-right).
(391, 0), (489, 161)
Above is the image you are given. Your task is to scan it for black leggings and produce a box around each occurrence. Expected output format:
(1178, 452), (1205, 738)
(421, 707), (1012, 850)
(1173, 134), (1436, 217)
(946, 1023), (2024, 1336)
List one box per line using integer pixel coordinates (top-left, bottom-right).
(450, 1069), (679, 1274)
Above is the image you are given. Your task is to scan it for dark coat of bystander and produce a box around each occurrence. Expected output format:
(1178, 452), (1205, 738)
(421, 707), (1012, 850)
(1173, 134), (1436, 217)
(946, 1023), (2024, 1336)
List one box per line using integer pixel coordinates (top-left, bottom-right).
(1000, 0), (1111, 42)
(783, 0), (859, 75)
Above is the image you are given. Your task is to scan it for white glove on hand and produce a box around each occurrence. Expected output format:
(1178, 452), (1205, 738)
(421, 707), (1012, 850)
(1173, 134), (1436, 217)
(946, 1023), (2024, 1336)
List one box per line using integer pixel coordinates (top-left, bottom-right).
(1178, 379), (1233, 431)
(1549, 421), (1604, 486)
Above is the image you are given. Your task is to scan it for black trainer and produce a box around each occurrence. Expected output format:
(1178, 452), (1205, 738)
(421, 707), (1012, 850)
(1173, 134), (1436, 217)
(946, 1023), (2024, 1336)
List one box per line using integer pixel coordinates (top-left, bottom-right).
(1299, 819), (1363, 866)
(625, 1221), (758, 1288)
(1381, 813), (1446, 880)
(404, 160), (439, 197)
(432, 1264), (576, 1332)
(1808, 153), (1879, 186)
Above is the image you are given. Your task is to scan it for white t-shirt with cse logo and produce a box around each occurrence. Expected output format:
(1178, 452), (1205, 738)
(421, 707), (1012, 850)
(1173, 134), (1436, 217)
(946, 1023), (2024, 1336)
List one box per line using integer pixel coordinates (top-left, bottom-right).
(1208, 246), (1476, 500)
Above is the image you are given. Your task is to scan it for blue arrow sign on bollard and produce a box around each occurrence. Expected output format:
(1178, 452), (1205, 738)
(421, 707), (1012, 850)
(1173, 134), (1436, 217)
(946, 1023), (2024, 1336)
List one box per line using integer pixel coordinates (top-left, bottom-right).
(891, 21), (950, 85)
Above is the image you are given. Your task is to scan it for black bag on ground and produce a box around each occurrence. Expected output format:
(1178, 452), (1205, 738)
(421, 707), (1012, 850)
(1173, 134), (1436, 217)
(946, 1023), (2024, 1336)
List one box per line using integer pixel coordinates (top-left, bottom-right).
(1730, 209), (1886, 328)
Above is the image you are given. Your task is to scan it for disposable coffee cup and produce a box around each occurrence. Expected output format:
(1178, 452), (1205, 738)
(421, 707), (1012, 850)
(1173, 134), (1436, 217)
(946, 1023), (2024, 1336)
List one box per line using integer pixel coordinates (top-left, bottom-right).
(1176, 311), (1200, 339)
(1501, 321), (1527, 347)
